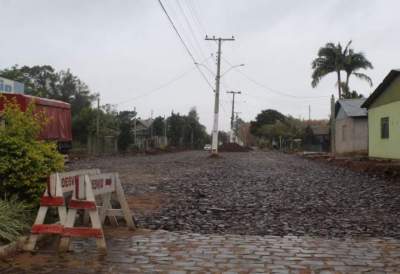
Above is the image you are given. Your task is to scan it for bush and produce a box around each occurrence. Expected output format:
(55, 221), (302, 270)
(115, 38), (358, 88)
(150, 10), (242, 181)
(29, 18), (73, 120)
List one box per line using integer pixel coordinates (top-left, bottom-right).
(0, 97), (64, 204)
(0, 198), (32, 243)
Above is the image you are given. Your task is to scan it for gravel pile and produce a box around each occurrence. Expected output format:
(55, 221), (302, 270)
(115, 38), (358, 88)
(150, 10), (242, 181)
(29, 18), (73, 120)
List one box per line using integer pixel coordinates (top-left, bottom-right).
(218, 143), (251, 152)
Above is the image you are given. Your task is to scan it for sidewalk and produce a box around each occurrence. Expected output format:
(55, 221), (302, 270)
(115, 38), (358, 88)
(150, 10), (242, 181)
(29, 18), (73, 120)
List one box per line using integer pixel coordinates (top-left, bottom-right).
(1, 229), (399, 274)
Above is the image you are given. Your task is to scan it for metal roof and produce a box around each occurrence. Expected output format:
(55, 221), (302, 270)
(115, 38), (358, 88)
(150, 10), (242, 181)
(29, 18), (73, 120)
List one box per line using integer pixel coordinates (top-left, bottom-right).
(362, 69), (400, 108)
(336, 98), (367, 118)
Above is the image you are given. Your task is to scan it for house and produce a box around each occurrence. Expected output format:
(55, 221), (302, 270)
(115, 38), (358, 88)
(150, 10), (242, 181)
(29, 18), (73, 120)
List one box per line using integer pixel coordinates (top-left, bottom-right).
(362, 69), (400, 159)
(310, 124), (330, 152)
(133, 118), (167, 150)
(334, 98), (368, 155)
(303, 123), (330, 152)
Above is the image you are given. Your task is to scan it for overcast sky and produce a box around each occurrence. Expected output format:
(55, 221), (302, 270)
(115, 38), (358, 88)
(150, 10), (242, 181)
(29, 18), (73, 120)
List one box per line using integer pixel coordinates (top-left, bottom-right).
(1, 0), (399, 132)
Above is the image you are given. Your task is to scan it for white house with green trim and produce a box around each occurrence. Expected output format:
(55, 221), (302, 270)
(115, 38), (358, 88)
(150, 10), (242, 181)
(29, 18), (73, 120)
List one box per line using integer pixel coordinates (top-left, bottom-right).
(362, 69), (400, 159)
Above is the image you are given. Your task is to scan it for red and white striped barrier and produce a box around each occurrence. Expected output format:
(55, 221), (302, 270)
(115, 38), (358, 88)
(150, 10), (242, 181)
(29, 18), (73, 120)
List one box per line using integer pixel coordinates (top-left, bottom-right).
(25, 169), (135, 253)
(59, 172), (135, 253)
(25, 169), (100, 251)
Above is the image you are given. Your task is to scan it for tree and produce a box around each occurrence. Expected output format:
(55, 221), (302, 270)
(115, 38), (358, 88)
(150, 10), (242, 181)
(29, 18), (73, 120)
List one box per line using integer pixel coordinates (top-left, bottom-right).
(250, 109), (287, 137)
(152, 116), (166, 137)
(166, 108), (209, 149)
(343, 47), (373, 93)
(117, 110), (136, 152)
(311, 41), (373, 99)
(311, 42), (351, 98)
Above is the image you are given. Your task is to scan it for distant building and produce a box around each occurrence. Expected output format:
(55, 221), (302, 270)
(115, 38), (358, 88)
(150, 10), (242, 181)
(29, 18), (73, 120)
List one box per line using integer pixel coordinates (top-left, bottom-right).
(0, 76), (24, 94)
(310, 124), (330, 152)
(362, 69), (400, 159)
(334, 98), (368, 155)
(303, 123), (330, 152)
(133, 118), (167, 150)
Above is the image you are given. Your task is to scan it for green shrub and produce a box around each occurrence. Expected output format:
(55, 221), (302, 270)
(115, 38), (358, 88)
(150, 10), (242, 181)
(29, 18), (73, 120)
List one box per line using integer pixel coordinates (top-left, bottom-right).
(0, 97), (64, 204)
(0, 198), (32, 243)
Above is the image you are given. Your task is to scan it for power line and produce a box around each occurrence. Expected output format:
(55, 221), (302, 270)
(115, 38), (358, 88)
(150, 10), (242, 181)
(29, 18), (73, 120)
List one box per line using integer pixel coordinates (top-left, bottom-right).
(222, 57), (329, 100)
(114, 67), (195, 106)
(184, 0), (215, 69)
(114, 56), (212, 105)
(175, 0), (207, 61)
(164, 0), (202, 61)
(157, 0), (214, 90)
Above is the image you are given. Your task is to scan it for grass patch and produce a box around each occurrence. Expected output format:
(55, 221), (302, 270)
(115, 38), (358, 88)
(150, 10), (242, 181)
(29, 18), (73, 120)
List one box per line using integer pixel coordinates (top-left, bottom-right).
(0, 198), (32, 244)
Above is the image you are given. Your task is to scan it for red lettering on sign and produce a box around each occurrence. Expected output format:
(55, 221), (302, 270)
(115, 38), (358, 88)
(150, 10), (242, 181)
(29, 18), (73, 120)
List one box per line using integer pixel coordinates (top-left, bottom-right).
(91, 179), (104, 189)
(61, 176), (75, 188)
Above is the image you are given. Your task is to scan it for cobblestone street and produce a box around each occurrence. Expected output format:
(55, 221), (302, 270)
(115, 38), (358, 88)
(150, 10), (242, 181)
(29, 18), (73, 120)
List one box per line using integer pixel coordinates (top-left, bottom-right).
(2, 151), (400, 273)
(1, 229), (400, 273)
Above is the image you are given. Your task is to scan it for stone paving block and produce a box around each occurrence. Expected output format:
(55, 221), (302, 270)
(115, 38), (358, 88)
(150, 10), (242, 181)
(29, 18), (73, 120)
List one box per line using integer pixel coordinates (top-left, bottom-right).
(2, 231), (400, 273)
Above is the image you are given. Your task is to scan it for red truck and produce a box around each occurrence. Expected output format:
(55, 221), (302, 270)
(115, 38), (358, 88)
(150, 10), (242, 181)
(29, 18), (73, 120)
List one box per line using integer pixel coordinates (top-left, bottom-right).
(0, 93), (72, 153)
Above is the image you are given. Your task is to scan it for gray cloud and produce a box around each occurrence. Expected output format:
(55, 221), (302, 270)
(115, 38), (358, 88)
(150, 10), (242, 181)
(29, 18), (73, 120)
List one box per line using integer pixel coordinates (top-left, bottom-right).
(1, 0), (398, 131)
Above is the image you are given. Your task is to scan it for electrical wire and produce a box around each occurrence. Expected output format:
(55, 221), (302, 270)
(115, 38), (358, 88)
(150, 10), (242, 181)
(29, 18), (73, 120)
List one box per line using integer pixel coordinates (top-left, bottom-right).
(222, 57), (329, 100)
(114, 56), (213, 105)
(157, 0), (214, 90)
(175, 0), (207, 61)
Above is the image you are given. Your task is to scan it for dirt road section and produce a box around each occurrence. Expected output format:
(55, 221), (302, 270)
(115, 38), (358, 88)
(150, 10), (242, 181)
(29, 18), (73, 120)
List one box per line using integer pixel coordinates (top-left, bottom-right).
(67, 151), (400, 238)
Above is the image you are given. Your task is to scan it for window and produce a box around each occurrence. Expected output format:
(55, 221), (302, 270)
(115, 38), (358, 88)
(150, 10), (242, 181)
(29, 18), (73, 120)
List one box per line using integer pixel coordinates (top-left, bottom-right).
(381, 117), (389, 139)
(342, 125), (347, 141)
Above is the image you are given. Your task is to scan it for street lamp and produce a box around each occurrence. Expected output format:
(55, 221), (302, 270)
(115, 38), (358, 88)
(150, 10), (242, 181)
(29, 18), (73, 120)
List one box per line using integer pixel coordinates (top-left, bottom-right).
(220, 64), (245, 77)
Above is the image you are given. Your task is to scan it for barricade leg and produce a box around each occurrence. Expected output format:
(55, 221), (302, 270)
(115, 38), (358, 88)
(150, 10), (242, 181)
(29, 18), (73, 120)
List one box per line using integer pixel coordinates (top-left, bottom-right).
(115, 174), (136, 229)
(25, 174), (66, 251)
(59, 175), (106, 253)
(100, 193), (118, 226)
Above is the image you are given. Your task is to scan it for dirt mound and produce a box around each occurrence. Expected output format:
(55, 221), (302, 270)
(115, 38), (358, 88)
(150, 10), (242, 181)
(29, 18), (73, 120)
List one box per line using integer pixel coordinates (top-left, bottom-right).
(218, 143), (250, 152)
(304, 154), (400, 181)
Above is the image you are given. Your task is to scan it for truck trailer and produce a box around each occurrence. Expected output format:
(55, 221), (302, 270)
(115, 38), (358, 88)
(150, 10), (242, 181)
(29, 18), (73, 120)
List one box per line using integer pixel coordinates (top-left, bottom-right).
(0, 93), (72, 153)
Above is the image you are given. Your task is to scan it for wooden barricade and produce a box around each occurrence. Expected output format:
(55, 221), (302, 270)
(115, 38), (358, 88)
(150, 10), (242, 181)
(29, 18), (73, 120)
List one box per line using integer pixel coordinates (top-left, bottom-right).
(25, 169), (100, 251)
(59, 172), (135, 253)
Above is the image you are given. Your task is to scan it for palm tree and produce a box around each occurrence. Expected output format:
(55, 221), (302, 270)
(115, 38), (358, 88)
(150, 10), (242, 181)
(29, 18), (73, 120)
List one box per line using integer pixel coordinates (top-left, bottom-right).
(311, 41), (351, 99)
(343, 48), (373, 92)
(311, 41), (373, 99)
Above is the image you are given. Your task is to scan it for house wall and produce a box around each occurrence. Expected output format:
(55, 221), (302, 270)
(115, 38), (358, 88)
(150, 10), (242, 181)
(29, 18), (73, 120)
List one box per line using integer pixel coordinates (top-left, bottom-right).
(368, 100), (400, 159)
(370, 76), (400, 108)
(335, 116), (368, 154)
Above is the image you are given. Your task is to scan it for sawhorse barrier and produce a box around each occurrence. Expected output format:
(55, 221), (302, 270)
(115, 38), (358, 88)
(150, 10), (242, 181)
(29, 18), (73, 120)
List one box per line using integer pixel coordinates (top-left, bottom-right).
(25, 169), (135, 253)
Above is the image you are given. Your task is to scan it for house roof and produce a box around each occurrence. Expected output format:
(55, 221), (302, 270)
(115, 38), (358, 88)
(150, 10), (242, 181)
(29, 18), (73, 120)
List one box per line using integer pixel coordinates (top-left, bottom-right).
(335, 98), (367, 118)
(310, 125), (329, 135)
(137, 118), (154, 128)
(362, 69), (400, 108)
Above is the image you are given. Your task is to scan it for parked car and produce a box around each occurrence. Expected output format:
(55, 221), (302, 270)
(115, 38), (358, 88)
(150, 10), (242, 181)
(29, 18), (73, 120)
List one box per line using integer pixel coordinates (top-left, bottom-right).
(0, 93), (72, 153)
(203, 144), (212, 151)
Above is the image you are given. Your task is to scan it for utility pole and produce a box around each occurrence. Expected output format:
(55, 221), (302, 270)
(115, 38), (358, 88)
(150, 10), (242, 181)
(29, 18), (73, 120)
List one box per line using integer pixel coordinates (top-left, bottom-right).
(308, 105), (311, 123)
(330, 95), (336, 155)
(96, 96), (100, 138)
(133, 107), (137, 147)
(150, 110), (154, 138)
(226, 90), (241, 142)
(163, 115), (167, 147)
(96, 95), (100, 154)
(234, 111), (241, 144)
(205, 35), (235, 155)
